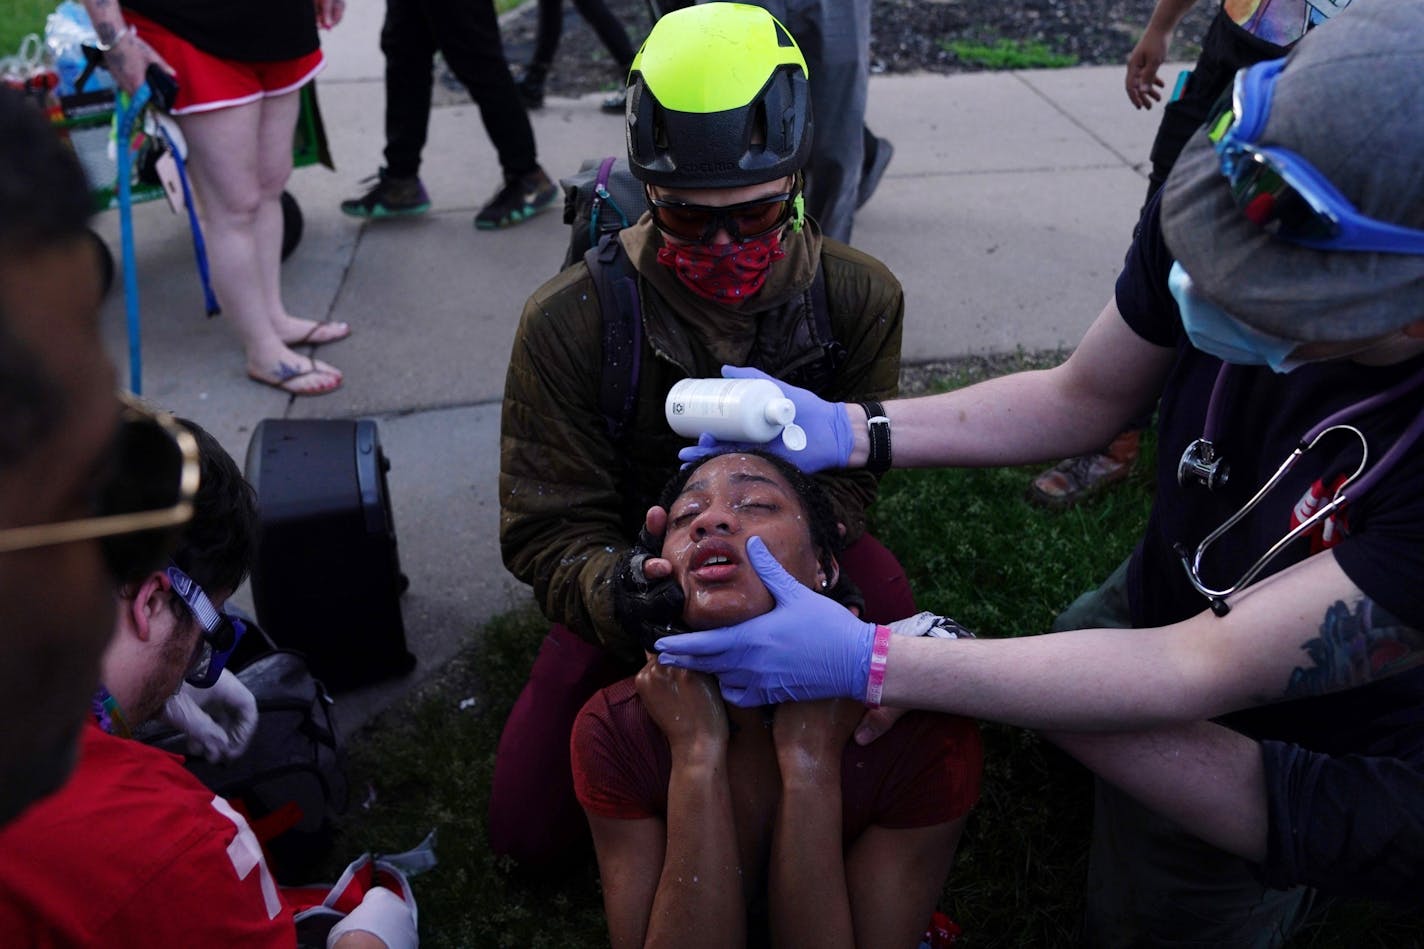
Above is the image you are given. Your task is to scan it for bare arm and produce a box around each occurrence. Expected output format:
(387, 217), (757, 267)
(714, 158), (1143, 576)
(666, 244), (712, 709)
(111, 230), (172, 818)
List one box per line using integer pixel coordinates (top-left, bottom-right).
(881, 549), (1424, 730)
(78, 0), (171, 94)
(1046, 723), (1267, 861)
(1126, 0), (1203, 108)
(768, 699), (861, 949)
(848, 298), (1175, 469)
(591, 664), (743, 949)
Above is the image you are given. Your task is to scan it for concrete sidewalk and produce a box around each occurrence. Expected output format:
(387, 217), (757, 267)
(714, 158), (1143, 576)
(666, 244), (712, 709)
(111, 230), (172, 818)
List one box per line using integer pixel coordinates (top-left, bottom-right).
(92, 7), (1186, 727)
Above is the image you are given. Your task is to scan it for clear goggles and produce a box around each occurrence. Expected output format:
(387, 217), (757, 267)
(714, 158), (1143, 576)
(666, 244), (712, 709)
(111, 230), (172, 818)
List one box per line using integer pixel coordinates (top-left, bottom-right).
(166, 564), (244, 688)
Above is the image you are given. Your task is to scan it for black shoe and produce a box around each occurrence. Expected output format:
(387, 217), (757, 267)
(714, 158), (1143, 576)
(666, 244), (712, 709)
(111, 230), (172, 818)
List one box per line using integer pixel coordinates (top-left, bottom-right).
(516, 65), (547, 110)
(474, 168), (559, 230)
(340, 168), (431, 218)
(856, 133), (894, 210)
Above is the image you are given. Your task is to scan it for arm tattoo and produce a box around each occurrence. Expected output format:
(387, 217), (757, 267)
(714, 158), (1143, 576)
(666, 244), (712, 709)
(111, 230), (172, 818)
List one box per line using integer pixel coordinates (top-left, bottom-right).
(1284, 598), (1424, 700)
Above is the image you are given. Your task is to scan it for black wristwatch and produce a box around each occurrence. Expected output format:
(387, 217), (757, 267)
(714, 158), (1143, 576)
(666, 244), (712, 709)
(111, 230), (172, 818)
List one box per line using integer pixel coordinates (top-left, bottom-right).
(858, 400), (892, 473)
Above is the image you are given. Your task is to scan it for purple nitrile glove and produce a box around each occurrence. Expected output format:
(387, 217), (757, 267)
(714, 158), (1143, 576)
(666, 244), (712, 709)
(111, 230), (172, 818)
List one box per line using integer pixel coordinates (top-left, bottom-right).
(655, 535), (877, 706)
(676, 365), (854, 473)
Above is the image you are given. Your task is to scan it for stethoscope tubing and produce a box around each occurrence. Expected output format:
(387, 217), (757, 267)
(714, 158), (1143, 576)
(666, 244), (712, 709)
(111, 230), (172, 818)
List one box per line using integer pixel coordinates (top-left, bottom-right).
(1177, 361), (1424, 615)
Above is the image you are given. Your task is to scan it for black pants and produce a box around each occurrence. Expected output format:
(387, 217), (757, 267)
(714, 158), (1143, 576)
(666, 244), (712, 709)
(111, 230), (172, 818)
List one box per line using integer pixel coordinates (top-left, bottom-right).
(531, 0), (636, 71)
(380, 0), (538, 179)
(1141, 7), (1288, 211)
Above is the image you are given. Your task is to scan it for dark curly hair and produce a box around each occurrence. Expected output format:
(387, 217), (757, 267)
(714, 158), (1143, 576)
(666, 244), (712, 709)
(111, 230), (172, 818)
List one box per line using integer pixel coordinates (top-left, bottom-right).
(654, 448), (843, 582)
(169, 418), (259, 599)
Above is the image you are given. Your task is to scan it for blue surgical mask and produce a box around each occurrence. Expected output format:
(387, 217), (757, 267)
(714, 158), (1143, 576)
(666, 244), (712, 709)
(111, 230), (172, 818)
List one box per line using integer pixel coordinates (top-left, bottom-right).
(1168, 262), (1302, 373)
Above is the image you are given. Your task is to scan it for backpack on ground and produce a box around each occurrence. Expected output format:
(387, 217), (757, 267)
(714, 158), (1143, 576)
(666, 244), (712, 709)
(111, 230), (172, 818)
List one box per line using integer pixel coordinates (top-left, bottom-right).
(143, 619), (350, 883)
(559, 156), (842, 442)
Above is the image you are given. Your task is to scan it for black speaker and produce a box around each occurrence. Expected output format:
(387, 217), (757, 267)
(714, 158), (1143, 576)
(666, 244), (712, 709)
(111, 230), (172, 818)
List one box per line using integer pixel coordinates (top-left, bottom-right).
(245, 419), (414, 691)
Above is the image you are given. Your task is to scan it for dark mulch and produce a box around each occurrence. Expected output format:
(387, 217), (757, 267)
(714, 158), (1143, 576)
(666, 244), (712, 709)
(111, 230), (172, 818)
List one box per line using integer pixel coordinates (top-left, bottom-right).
(494, 0), (1218, 99)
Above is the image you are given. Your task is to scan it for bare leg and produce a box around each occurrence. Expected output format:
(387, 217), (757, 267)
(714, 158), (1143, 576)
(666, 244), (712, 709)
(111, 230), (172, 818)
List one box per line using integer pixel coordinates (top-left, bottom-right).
(178, 98), (342, 394)
(252, 90), (349, 347)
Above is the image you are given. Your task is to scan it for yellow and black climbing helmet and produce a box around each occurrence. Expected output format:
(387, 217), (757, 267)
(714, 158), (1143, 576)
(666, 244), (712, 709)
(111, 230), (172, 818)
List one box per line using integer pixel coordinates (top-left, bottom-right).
(625, 2), (813, 190)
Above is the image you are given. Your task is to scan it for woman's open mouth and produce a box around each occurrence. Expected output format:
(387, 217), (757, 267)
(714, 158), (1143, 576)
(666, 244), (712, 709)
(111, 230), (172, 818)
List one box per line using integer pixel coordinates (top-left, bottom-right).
(689, 540), (741, 582)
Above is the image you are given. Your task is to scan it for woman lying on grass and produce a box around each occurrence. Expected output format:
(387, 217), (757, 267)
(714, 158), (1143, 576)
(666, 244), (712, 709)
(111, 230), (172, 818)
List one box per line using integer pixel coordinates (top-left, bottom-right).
(571, 450), (983, 949)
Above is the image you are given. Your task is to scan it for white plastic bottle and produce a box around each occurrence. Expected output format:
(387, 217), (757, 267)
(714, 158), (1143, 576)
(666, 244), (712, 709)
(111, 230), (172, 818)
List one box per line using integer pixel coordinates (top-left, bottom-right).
(665, 378), (807, 450)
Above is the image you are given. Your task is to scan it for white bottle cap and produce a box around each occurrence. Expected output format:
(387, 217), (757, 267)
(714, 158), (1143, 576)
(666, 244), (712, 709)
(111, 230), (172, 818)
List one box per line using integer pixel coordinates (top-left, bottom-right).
(781, 423), (807, 451)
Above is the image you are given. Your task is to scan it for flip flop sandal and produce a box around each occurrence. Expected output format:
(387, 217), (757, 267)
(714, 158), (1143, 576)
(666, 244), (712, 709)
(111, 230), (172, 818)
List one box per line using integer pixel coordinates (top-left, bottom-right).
(247, 361), (343, 397)
(284, 321), (352, 347)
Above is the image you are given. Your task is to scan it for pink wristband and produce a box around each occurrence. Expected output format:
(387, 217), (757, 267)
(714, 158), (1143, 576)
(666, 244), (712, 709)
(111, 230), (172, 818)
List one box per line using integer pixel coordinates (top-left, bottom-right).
(864, 624), (893, 708)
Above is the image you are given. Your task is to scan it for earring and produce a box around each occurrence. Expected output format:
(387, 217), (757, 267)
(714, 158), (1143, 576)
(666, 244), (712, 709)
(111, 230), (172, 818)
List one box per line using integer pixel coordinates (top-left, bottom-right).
(820, 579), (829, 589)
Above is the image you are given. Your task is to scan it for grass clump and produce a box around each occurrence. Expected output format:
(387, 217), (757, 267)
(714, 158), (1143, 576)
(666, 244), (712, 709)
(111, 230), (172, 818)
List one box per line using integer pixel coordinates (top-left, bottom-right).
(941, 37), (1078, 70)
(0, 0), (55, 58)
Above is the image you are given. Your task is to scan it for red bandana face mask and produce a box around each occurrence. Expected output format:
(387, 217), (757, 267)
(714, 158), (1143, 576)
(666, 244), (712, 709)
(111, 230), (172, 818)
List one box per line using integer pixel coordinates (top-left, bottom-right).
(656, 233), (787, 304)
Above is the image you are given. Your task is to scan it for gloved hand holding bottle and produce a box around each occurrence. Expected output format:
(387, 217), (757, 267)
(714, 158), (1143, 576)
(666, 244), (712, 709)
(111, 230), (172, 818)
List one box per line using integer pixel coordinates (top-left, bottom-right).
(677, 366), (853, 474)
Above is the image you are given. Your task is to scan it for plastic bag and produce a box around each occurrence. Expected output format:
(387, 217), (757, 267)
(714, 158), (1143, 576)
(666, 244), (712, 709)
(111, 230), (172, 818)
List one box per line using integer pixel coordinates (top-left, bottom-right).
(44, 0), (115, 96)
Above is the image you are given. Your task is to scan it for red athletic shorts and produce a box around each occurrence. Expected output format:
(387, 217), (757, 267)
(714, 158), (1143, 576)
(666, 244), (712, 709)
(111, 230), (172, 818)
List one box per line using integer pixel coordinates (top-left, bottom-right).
(125, 11), (324, 115)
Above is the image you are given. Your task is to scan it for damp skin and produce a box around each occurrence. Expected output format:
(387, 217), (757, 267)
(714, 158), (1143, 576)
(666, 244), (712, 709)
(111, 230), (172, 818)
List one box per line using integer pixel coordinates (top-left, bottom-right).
(663, 453), (824, 631)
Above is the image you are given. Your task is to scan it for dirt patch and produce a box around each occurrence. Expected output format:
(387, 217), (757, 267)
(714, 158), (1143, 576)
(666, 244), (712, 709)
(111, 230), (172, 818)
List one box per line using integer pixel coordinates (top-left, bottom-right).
(481, 0), (1217, 100)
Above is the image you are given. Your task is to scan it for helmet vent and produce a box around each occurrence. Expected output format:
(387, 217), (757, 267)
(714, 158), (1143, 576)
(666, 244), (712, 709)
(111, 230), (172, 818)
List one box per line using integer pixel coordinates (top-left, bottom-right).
(774, 21), (795, 48)
(751, 98), (769, 153)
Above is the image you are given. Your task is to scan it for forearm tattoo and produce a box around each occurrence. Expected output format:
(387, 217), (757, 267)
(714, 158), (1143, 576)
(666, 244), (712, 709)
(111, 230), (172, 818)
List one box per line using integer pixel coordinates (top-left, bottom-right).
(1284, 598), (1424, 700)
(90, 0), (118, 43)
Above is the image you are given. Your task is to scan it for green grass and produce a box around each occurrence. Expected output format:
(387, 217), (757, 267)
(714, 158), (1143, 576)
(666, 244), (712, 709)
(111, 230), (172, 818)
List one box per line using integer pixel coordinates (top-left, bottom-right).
(326, 358), (1422, 947)
(0, 0), (53, 57)
(941, 37), (1078, 70)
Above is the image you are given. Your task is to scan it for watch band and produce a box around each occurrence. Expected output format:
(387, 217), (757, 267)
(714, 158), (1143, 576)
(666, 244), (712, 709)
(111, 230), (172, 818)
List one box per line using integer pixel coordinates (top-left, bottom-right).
(95, 24), (136, 52)
(859, 400), (892, 473)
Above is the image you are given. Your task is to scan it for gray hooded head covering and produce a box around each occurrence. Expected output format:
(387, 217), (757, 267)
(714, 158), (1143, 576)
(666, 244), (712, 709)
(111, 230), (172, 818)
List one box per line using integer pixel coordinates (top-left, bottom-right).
(1161, 0), (1424, 342)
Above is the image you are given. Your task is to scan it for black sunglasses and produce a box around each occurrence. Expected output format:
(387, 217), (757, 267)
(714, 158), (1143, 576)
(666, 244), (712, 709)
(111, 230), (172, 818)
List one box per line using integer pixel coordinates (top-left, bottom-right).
(646, 180), (804, 244)
(0, 394), (199, 583)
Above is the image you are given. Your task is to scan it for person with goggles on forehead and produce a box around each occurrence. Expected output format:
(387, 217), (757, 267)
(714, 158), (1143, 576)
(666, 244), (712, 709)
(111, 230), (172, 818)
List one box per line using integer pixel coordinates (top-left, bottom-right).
(495, 1), (917, 871)
(0, 416), (420, 948)
(656, 0), (1424, 941)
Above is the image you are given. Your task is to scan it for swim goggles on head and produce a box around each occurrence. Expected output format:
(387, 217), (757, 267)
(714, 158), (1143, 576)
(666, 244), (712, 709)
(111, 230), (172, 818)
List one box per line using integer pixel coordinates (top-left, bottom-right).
(1205, 57), (1424, 254)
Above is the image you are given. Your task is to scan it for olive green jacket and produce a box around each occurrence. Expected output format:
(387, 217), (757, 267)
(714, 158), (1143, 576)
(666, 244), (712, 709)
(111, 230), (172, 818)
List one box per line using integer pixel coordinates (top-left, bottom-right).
(499, 217), (904, 660)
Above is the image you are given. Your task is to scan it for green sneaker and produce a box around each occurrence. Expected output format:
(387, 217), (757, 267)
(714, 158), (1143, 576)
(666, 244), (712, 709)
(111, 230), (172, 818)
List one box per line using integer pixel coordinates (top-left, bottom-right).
(473, 168), (558, 230)
(340, 168), (431, 218)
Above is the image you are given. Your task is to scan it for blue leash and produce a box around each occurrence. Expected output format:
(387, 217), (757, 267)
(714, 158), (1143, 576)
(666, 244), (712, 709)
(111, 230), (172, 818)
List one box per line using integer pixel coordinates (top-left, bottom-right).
(154, 121), (220, 317)
(114, 85), (222, 394)
(115, 84), (151, 394)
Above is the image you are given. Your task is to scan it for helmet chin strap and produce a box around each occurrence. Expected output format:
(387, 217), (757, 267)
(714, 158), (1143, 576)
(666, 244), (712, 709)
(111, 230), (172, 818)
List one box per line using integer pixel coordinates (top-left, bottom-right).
(790, 193), (805, 233)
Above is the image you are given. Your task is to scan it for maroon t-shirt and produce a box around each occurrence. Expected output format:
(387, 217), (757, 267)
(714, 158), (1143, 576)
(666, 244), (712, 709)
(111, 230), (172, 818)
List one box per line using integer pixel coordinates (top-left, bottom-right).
(572, 677), (983, 836)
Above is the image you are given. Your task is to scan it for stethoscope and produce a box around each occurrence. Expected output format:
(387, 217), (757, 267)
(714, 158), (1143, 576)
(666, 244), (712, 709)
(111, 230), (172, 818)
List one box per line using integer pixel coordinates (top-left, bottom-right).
(1174, 361), (1424, 617)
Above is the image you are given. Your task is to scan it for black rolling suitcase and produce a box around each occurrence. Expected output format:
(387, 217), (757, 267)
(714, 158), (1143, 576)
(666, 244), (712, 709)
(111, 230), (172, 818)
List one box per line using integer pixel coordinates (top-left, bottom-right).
(244, 419), (415, 691)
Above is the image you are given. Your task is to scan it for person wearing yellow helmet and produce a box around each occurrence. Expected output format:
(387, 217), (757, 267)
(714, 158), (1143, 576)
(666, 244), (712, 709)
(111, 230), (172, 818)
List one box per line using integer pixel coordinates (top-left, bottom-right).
(493, 2), (917, 872)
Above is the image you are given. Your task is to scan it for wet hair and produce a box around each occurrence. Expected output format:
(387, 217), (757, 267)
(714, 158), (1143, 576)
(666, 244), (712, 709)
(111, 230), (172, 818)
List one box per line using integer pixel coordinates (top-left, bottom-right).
(169, 419), (259, 599)
(0, 89), (95, 469)
(655, 448), (843, 580)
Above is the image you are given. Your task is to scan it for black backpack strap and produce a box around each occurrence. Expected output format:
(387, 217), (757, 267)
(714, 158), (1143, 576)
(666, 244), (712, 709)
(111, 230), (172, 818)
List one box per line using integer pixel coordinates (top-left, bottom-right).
(791, 262), (846, 391)
(583, 233), (643, 442)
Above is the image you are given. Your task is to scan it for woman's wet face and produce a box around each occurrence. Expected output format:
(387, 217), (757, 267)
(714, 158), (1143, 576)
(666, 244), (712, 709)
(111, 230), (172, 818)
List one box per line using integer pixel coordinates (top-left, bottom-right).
(662, 453), (824, 631)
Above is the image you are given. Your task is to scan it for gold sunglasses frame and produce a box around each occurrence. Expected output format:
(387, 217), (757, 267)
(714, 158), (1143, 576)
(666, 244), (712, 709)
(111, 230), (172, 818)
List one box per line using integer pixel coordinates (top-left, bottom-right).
(0, 393), (199, 555)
